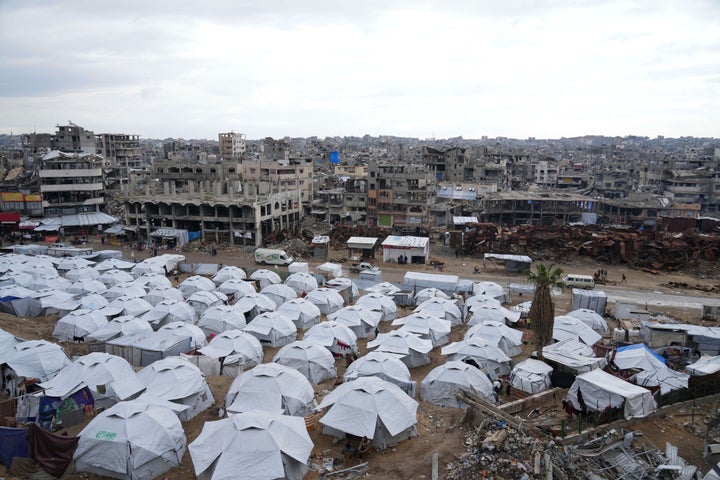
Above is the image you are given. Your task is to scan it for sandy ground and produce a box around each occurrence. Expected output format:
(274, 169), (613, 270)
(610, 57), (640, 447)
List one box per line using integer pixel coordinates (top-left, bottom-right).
(1, 237), (719, 479)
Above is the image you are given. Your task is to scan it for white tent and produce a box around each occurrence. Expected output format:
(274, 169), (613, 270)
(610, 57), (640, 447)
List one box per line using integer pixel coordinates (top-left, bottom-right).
(187, 290), (228, 317)
(94, 258), (137, 271)
(198, 304), (247, 336)
(130, 261), (165, 277)
(142, 299), (197, 329)
(303, 321), (358, 357)
(100, 295), (154, 317)
(212, 265), (247, 285)
(178, 275), (216, 298)
(566, 369), (657, 419)
(364, 282), (401, 296)
(133, 274), (172, 291)
(277, 297), (322, 330)
(441, 337), (512, 379)
(39, 352), (144, 409)
(686, 355), (720, 375)
(464, 320), (524, 357)
(189, 410), (312, 480)
(73, 398), (186, 480)
(143, 286), (185, 307)
(284, 272), (318, 296)
(217, 279), (257, 300)
(317, 262), (343, 278)
(343, 351), (416, 396)
(325, 277), (360, 302)
(233, 293), (275, 321)
(566, 308), (609, 334)
(466, 295), (502, 311)
(225, 363), (317, 417)
(0, 328), (20, 363)
(272, 340), (337, 384)
(67, 279), (107, 295)
(86, 316), (153, 343)
(27, 275), (72, 292)
(471, 281), (506, 300)
(52, 308), (109, 342)
(104, 282), (147, 301)
(356, 292), (398, 322)
(4, 340), (71, 384)
(261, 283), (298, 308)
(158, 322), (208, 349)
(553, 315), (602, 346)
(99, 269), (135, 287)
(420, 361), (495, 407)
(56, 256), (95, 271)
(249, 269), (282, 289)
(243, 311), (297, 347)
(467, 304), (521, 326)
(305, 287), (345, 315)
(77, 293), (110, 311)
(541, 338), (607, 374)
(328, 305), (381, 339)
(414, 287), (449, 305)
(509, 359), (554, 394)
(613, 343), (689, 394)
(367, 330), (433, 368)
(198, 329), (263, 375)
(137, 357), (215, 421)
(65, 266), (100, 282)
(392, 312), (451, 347)
(319, 376), (419, 450)
(414, 297), (462, 326)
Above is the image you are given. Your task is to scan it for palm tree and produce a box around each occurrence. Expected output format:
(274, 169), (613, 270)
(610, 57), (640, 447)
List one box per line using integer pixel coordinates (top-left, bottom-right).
(527, 263), (564, 360)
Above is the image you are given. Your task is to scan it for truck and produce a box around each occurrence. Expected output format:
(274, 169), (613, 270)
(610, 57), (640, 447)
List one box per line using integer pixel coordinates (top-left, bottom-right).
(349, 262), (377, 274)
(254, 248), (294, 266)
(47, 243), (93, 258)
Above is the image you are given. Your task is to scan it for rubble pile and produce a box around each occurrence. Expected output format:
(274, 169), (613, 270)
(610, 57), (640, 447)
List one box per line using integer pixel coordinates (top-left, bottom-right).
(283, 238), (312, 259)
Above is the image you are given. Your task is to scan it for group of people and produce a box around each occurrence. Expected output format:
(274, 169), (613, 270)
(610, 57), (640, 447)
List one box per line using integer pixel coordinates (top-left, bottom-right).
(342, 436), (372, 463)
(492, 378), (512, 402)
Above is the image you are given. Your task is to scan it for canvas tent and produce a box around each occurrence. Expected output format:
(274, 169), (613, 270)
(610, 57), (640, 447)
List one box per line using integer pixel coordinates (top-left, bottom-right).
(248, 269), (282, 289)
(189, 410), (313, 480)
(242, 311), (297, 347)
(196, 330), (264, 376)
(52, 309), (109, 342)
(197, 305), (247, 336)
(392, 312), (451, 347)
(217, 279), (257, 300)
(74, 398), (187, 480)
(356, 292), (398, 322)
(367, 330), (433, 368)
(343, 351), (416, 396)
(553, 315), (602, 346)
(305, 287), (344, 315)
(284, 272), (318, 296)
(613, 343), (689, 394)
(260, 283), (297, 308)
(143, 287), (184, 307)
(464, 320), (524, 357)
(158, 322), (207, 349)
(566, 369), (657, 419)
(104, 330), (194, 367)
(328, 305), (382, 339)
(303, 321), (358, 357)
(686, 355), (720, 375)
(467, 304), (521, 326)
(137, 357), (215, 421)
(224, 363), (317, 417)
(86, 316), (153, 343)
(187, 290), (228, 317)
(441, 337), (512, 379)
(566, 308), (609, 334)
(319, 376), (419, 450)
(541, 338), (607, 375)
(4, 340), (71, 391)
(413, 287), (449, 305)
(212, 265), (247, 285)
(141, 299), (197, 329)
(509, 359), (554, 394)
(420, 361), (494, 407)
(277, 298), (321, 330)
(414, 298), (462, 326)
(272, 340), (337, 384)
(233, 293), (275, 321)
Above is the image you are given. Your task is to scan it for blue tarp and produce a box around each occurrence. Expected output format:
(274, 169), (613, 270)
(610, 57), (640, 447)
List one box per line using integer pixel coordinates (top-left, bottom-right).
(330, 151), (340, 164)
(188, 231), (202, 242)
(617, 343), (667, 365)
(0, 427), (30, 467)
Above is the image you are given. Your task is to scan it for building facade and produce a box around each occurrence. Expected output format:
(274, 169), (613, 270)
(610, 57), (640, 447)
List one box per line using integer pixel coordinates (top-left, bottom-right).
(38, 151), (105, 215)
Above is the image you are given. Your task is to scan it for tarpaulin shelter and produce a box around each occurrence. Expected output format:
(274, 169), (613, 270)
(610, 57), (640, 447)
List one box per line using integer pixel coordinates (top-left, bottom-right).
(303, 321), (358, 357)
(104, 330), (194, 368)
(187, 290), (228, 317)
(143, 286), (184, 307)
(541, 338), (607, 375)
(212, 265), (247, 285)
(509, 358), (554, 394)
(178, 275), (216, 299)
(328, 305), (381, 339)
(189, 410), (312, 480)
(272, 340), (337, 385)
(356, 292), (398, 322)
(74, 398), (187, 480)
(614, 343), (689, 394)
(86, 316), (153, 343)
(52, 309), (108, 342)
(343, 351), (416, 396)
(367, 330), (433, 368)
(566, 369), (657, 419)
(464, 320), (524, 357)
(284, 272), (319, 296)
(260, 283), (298, 308)
(319, 376), (418, 450)
(414, 298), (462, 326)
(566, 308), (609, 334)
(441, 337), (512, 379)
(420, 361), (494, 407)
(225, 363), (317, 417)
(242, 311), (297, 347)
(197, 329), (263, 376)
(248, 269), (282, 290)
(141, 299), (197, 329)
(137, 357), (214, 421)
(392, 312), (451, 347)
(686, 355), (720, 375)
(553, 315), (602, 346)
(277, 297), (321, 330)
(198, 304), (247, 336)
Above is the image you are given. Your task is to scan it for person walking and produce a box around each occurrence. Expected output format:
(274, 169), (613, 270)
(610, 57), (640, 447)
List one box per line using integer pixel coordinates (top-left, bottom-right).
(621, 273), (627, 283)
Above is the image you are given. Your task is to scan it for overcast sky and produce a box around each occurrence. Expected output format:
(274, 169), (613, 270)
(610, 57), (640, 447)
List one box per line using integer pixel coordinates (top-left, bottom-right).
(1, 0), (718, 140)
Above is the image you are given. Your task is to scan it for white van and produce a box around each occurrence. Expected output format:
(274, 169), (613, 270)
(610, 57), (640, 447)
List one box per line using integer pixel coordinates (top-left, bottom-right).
(562, 274), (595, 290)
(254, 248), (294, 266)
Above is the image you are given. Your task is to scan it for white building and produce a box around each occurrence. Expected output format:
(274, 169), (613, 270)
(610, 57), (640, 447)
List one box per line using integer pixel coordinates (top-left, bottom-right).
(381, 236), (430, 264)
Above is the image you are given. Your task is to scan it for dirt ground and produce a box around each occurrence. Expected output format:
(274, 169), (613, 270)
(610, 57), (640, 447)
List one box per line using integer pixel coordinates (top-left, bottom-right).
(1, 237), (719, 479)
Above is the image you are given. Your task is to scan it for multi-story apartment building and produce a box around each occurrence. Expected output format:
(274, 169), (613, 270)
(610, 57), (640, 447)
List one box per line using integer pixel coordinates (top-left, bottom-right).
(38, 151), (105, 215)
(423, 147), (474, 182)
(52, 123), (97, 154)
(367, 163), (436, 229)
(122, 158), (311, 246)
(263, 137), (290, 163)
(218, 132), (247, 160)
(96, 133), (142, 191)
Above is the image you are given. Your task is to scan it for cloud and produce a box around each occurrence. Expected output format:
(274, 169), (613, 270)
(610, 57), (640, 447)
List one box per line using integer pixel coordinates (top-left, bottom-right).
(0, 0), (718, 139)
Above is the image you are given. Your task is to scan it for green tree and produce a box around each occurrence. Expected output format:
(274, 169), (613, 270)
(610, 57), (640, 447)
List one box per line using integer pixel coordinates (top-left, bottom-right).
(527, 263), (564, 360)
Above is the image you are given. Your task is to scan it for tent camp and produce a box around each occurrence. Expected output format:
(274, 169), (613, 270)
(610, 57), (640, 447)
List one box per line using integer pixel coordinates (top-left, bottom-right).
(566, 369), (657, 419)
(272, 340), (337, 384)
(319, 376), (418, 450)
(189, 410), (313, 480)
(356, 292), (398, 322)
(414, 298), (463, 326)
(73, 398), (187, 480)
(367, 330), (433, 368)
(242, 311), (297, 347)
(303, 321), (358, 357)
(277, 298), (322, 330)
(441, 337), (512, 379)
(197, 329), (263, 376)
(197, 305), (247, 336)
(137, 357), (215, 421)
(420, 361), (495, 407)
(225, 363), (317, 417)
(509, 359), (554, 394)
(328, 305), (382, 339)
(343, 351), (416, 396)
(392, 312), (451, 347)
